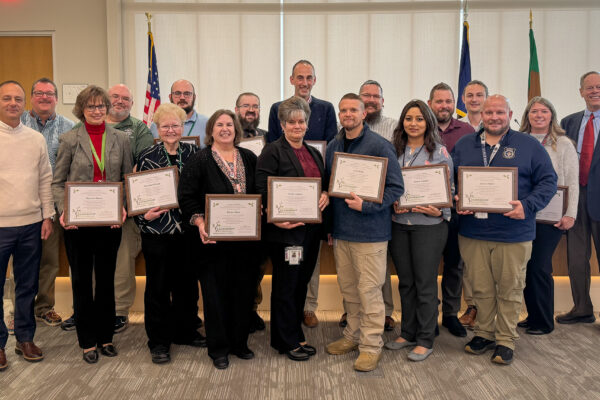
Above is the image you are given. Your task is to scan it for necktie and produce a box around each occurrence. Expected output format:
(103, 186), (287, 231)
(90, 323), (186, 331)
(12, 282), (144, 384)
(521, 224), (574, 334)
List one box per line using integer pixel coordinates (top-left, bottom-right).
(580, 113), (595, 186)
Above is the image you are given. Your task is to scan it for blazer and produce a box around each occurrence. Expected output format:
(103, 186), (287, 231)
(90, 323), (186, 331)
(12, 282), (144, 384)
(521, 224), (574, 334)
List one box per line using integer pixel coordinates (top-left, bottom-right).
(52, 124), (133, 214)
(561, 111), (600, 221)
(256, 136), (328, 244)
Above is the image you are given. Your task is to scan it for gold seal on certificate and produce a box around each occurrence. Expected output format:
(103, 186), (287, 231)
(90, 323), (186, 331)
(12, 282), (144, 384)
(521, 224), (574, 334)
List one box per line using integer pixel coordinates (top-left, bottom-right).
(64, 182), (123, 226)
(154, 137), (200, 146)
(398, 164), (452, 209)
(125, 166), (179, 216)
(238, 136), (265, 156)
(536, 186), (568, 224)
(304, 140), (327, 160)
(267, 177), (321, 223)
(329, 152), (388, 204)
(205, 194), (261, 241)
(457, 166), (518, 213)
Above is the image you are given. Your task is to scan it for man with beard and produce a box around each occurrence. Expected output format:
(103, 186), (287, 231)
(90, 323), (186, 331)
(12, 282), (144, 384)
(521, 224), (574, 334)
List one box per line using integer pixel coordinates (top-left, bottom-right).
(235, 92), (266, 138)
(334, 80), (397, 331)
(453, 95), (556, 364)
(151, 79), (208, 147)
(12, 78), (74, 329)
(427, 82), (474, 338)
(459, 80), (488, 130)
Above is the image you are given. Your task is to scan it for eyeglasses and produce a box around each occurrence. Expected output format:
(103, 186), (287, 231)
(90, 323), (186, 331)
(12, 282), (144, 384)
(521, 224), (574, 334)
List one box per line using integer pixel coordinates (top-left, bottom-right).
(85, 104), (106, 112)
(110, 94), (131, 102)
(33, 91), (56, 98)
(171, 91), (193, 98)
(239, 104), (260, 110)
(360, 93), (381, 100)
(583, 85), (600, 91)
(159, 124), (182, 132)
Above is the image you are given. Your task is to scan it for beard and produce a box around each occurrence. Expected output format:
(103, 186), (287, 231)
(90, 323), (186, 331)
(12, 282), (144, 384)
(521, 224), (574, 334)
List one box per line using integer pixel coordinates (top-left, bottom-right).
(364, 108), (382, 124)
(177, 98), (195, 115)
(240, 113), (260, 131)
(109, 107), (129, 121)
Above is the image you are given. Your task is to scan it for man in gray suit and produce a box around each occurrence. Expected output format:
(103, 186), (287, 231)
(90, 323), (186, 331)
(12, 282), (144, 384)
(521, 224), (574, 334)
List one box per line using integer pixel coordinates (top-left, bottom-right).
(557, 71), (600, 324)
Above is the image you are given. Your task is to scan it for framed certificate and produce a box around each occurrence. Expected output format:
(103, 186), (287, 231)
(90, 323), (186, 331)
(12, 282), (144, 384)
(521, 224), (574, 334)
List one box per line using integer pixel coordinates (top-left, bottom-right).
(153, 137), (200, 146)
(305, 140), (327, 160)
(267, 177), (322, 223)
(238, 136), (266, 156)
(457, 166), (518, 213)
(398, 164), (452, 209)
(536, 186), (568, 224)
(125, 166), (179, 216)
(329, 152), (388, 204)
(205, 194), (261, 241)
(64, 182), (123, 226)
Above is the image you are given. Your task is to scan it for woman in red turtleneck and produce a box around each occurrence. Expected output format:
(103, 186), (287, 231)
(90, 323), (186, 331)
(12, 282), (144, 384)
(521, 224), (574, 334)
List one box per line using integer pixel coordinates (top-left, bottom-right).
(51, 85), (133, 364)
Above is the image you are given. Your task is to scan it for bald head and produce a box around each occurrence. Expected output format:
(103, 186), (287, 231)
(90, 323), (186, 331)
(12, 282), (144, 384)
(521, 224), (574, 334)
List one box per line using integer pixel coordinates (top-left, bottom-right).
(169, 79), (196, 116)
(107, 84), (133, 122)
(482, 94), (513, 136)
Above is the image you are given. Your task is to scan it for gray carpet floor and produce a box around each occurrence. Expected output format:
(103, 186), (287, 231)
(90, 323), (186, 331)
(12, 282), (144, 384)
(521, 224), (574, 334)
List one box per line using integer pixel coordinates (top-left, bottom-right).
(1, 311), (600, 400)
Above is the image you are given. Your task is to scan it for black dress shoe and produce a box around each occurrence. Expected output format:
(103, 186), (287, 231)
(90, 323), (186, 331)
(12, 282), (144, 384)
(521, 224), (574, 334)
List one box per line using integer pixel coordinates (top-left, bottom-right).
(442, 316), (467, 337)
(286, 348), (309, 361)
(234, 348), (255, 360)
(517, 319), (529, 328)
(150, 348), (171, 364)
(175, 333), (207, 348)
(83, 349), (99, 364)
(526, 327), (552, 335)
(555, 312), (596, 324)
(213, 356), (229, 369)
(299, 344), (316, 356)
(100, 344), (118, 357)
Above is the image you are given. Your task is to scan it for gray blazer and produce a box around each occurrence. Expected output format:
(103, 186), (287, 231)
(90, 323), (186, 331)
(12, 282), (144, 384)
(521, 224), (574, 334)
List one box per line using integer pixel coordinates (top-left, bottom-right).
(52, 124), (133, 213)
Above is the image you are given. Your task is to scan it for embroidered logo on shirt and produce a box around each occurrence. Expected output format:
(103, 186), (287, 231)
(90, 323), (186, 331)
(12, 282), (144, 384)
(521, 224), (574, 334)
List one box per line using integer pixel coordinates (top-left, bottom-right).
(503, 147), (516, 159)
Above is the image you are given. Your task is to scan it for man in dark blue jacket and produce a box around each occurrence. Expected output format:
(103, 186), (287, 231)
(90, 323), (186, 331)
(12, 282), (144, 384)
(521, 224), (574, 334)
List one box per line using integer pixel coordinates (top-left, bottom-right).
(325, 93), (403, 372)
(452, 95), (556, 365)
(557, 71), (600, 324)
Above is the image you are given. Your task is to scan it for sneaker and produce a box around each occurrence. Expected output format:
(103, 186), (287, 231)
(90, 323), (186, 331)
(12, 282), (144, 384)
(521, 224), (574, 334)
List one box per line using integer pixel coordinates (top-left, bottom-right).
(384, 316), (395, 331)
(326, 337), (358, 355)
(338, 313), (347, 328)
(36, 310), (62, 326)
(6, 316), (14, 335)
(354, 352), (382, 372)
(61, 315), (76, 331)
(491, 345), (513, 365)
(114, 316), (128, 333)
(465, 336), (496, 355)
(303, 311), (318, 328)
(458, 306), (477, 329)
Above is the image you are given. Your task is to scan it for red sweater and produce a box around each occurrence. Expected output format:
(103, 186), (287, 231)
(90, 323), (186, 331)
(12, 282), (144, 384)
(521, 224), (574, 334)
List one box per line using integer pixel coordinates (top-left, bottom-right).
(85, 121), (106, 181)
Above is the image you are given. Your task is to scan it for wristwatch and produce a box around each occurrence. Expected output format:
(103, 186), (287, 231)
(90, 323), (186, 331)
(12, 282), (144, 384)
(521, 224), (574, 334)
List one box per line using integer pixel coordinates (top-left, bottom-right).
(189, 213), (204, 226)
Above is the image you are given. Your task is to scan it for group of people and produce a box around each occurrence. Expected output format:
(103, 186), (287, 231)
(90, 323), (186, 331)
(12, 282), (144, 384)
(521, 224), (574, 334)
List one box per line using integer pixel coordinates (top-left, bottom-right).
(1, 59), (599, 372)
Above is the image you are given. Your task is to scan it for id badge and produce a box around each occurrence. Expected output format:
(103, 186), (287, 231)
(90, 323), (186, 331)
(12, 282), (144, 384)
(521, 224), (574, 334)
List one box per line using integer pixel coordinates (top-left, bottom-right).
(285, 246), (303, 266)
(474, 212), (488, 219)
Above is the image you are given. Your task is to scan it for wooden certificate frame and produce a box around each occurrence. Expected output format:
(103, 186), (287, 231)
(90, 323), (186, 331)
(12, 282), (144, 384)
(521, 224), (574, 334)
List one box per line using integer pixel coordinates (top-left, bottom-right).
(124, 166), (179, 216)
(398, 164), (453, 209)
(64, 182), (123, 227)
(328, 152), (388, 204)
(205, 194), (261, 241)
(457, 166), (518, 213)
(267, 177), (322, 223)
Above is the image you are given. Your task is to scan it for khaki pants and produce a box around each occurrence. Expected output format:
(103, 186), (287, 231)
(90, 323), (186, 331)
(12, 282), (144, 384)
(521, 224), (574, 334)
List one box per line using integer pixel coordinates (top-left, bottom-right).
(114, 218), (141, 316)
(334, 239), (387, 354)
(35, 217), (62, 315)
(462, 274), (473, 305)
(459, 235), (532, 349)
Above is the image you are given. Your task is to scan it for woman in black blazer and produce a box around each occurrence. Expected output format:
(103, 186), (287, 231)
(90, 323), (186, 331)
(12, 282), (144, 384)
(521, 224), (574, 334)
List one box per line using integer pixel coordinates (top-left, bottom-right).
(256, 97), (329, 362)
(178, 109), (261, 370)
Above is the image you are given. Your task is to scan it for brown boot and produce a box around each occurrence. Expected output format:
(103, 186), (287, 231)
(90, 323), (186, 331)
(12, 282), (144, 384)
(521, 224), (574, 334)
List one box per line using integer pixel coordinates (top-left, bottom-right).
(15, 341), (44, 362)
(303, 311), (319, 328)
(0, 348), (7, 371)
(458, 306), (477, 329)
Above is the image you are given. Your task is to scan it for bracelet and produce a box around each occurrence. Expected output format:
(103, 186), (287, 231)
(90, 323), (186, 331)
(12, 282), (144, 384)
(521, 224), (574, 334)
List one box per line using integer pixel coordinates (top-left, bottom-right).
(189, 213), (204, 226)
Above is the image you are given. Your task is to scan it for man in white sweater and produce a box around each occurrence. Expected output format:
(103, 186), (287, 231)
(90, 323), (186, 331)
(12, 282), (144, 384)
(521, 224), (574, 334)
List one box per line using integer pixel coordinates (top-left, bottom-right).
(0, 81), (55, 369)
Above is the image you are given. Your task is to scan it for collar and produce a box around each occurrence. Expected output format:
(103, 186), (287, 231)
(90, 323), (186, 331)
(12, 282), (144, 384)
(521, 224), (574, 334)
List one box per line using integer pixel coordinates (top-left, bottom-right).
(29, 110), (56, 124)
(341, 124), (367, 141)
(584, 109), (600, 118)
(307, 95), (313, 104)
(186, 110), (198, 123)
(110, 115), (131, 127)
(477, 128), (512, 146)
(0, 119), (23, 132)
(438, 117), (459, 134)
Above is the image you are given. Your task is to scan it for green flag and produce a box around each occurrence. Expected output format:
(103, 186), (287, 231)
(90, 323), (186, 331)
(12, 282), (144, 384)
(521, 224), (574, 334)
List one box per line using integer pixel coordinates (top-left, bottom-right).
(528, 27), (541, 101)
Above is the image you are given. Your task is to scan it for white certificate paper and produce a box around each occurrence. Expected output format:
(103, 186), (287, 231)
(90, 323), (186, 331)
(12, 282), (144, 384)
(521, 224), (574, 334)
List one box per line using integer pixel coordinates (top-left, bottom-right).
(399, 164), (452, 208)
(458, 167), (517, 213)
(125, 167), (179, 216)
(268, 177), (321, 223)
(329, 152), (388, 203)
(238, 137), (265, 157)
(536, 186), (568, 224)
(305, 140), (326, 160)
(205, 195), (261, 240)
(65, 182), (122, 226)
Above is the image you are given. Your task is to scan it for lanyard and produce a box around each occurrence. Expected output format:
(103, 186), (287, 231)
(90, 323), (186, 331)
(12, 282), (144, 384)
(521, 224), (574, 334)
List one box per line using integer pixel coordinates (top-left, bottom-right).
(162, 144), (183, 171)
(213, 148), (242, 193)
(480, 132), (502, 167)
(186, 119), (197, 137)
(89, 132), (106, 180)
(402, 145), (424, 167)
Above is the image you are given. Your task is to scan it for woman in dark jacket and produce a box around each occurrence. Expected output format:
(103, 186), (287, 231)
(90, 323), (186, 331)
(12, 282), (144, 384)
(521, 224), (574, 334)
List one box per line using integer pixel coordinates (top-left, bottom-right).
(256, 96), (329, 362)
(178, 109), (260, 370)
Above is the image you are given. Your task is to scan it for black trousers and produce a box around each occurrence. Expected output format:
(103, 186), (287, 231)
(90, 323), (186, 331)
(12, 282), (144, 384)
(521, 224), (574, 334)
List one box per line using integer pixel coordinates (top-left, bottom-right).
(269, 232), (321, 353)
(64, 227), (121, 349)
(523, 223), (563, 332)
(197, 243), (259, 359)
(141, 232), (199, 351)
(441, 210), (463, 316)
(390, 222), (447, 349)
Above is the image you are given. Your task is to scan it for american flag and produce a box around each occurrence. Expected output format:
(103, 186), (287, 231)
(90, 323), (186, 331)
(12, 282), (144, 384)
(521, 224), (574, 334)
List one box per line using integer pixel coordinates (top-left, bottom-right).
(143, 30), (161, 126)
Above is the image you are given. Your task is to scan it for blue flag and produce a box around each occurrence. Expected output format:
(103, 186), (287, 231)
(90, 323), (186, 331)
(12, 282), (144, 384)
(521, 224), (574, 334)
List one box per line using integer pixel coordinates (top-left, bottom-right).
(456, 21), (471, 118)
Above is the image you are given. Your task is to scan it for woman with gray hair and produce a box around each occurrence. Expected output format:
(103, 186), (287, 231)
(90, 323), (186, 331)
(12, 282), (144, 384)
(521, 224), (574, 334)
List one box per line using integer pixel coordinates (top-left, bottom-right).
(256, 96), (329, 362)
(518, 96), (579, 335)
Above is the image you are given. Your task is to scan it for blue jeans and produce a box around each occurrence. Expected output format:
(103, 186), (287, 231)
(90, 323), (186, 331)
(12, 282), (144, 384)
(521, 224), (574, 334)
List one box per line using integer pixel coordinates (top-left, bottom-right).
(0, 221), (42, 348)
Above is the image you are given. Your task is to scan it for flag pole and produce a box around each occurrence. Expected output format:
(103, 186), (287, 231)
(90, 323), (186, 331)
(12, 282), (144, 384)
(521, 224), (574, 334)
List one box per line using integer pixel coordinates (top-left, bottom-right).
(529, 8), (532, 30)
(146, 12), (152, 34)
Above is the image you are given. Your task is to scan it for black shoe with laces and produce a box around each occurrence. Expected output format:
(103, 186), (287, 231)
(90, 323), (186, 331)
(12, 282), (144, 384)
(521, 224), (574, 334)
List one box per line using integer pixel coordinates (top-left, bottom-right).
(491, 345), (513, 365)
(465, 336), (496, 355)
